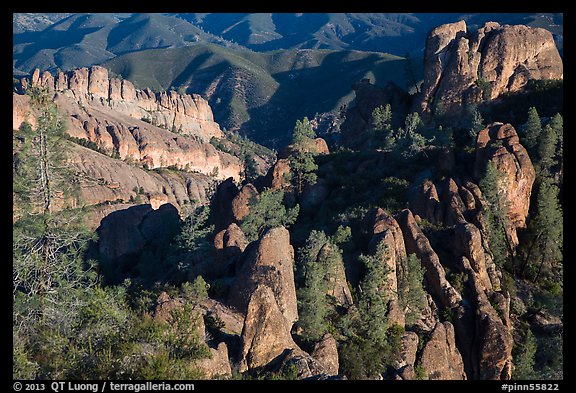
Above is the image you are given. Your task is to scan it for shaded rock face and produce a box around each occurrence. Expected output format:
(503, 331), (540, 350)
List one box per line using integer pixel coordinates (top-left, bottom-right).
(474, 123), (536, 246)
(228, 227), (298, 325)
(27, 66), (223, 141)
(417, 322), (467, 380)
(212, 178), (240, 232)
(97, 203), (180, 263)
(418, 21), (563, 118)
(340, 79), (412, 148)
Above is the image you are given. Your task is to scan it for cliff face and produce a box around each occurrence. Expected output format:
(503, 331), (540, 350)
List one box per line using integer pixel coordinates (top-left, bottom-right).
(26, 66), (222, 141)
(13, 67), (244, 228)
(418, 21), (563, 118)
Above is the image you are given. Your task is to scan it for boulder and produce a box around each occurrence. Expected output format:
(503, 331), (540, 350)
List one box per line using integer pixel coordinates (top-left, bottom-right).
(228, 227), (298, 325)
(416, 321), (467, 380)
(310, 333), (339, 376)
(194, 342), (232, 379)
(262, 158), (292, 191)
(474, 123), (536, 246)
(212, 223), (248, 278)
(239, 284), (299, 371)
(231, 183), (258, 223)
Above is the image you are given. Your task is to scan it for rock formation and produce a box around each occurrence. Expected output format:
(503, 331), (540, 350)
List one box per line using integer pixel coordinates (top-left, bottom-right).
(194, 342), (233, 379)
(66, 143), (216, 226)
(416, 322), (467, 380)
(365, 208), (408, 327)
(418, 21), (563, 118)
(228, 227), (298, 325)
(474, 122), (536, 246)
(397, 209), (462, 310)
(239, 284), (300, 371)
(212, 223), (248, 278)
(26, 66), (223, 141)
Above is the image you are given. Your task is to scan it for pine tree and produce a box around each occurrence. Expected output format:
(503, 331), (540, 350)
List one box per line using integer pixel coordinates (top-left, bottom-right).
(523, 107), (542, 151)
(479, 161), (514, 267)
(13, 88), (97, 378)
(521, 178), (563, 281)
(290, 117), (318, 194)
(537, 124), (557, 177)
(240, 188), (299, 242)
(371, 104), (392, 133)
(398, 254), (427, 326)
(357, 241), (391, 345)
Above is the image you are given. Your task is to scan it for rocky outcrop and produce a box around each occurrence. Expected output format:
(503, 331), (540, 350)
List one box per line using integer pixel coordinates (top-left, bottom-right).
(13, 90), (242, 183)
(397, 209), (462, 309)
(212, 178), (240, 232)
(26, 66), (223, 141)
(278, 137), (330, 159)
(228, 227), (298, 325)
(409, 180), (443, 224)
(418, 21), (563, 118)
(457, 256), (513, 380)
(67, 143), (216, 224)
(199, 298), (245, 336)
(194, 342), (233, 379)
(416, 321), (467, 380)
(365, 208), (408, 327)
(230, 184), (258, 223)
(212, 223), (248, 278)
(239, 284), (299, 371)
(395, 332), (419, 380)
(310, 334), (339, 376)
(474, 123), (536, 246)
(261, 158), (292, 191)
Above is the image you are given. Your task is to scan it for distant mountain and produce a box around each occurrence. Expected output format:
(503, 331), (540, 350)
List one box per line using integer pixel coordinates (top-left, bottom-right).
(12, 13), (243, 76)
(13, 13), (563, 76)
(174, 13), (563, 54)
(102, 45), (410, 148)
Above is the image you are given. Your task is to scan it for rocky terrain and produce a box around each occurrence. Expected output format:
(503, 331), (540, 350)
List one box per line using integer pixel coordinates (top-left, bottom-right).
(12, 17), (563, 381)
